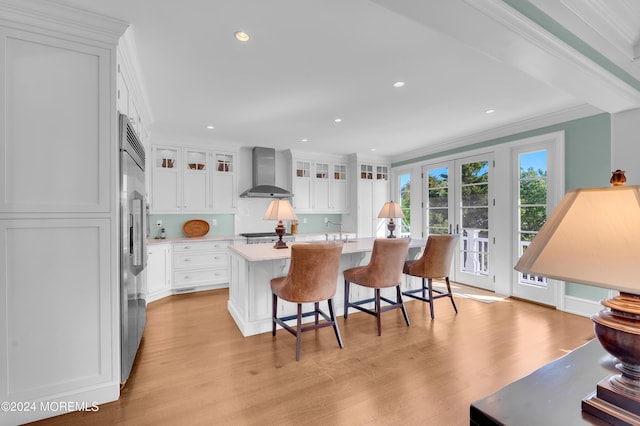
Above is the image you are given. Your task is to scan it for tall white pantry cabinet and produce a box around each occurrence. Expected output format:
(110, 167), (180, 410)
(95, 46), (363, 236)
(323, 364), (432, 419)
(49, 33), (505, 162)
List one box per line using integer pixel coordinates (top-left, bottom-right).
(0, 1), (128, 424)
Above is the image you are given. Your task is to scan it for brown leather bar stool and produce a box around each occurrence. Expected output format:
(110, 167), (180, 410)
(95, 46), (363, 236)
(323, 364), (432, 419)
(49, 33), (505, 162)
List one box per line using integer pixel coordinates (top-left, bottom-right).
(343, 238), (411, 336)
(271, 242), (344, 361)
(403, 234), (459, 320)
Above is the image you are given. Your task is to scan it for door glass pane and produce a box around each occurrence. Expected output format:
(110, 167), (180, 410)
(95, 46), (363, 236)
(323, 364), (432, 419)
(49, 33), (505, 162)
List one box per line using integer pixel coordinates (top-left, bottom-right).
(459, 161), (489, 277)
(399, 173), (411, 236)
(518, 150), (548, 287)
(427, 167), (449, 235)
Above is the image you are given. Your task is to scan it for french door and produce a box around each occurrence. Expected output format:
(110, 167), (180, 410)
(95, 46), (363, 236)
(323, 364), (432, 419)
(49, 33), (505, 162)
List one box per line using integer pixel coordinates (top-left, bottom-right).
(423, 154), (493, 290)
(511, 144), (558, 306)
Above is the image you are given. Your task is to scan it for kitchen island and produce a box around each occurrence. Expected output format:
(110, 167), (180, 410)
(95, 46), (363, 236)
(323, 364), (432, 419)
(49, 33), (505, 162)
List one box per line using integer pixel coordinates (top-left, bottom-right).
(227, 238), (426, 336)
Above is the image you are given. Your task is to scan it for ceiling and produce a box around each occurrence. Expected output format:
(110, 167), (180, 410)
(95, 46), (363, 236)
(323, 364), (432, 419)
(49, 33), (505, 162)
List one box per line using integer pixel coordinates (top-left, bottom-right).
(53, 0), (640, 161)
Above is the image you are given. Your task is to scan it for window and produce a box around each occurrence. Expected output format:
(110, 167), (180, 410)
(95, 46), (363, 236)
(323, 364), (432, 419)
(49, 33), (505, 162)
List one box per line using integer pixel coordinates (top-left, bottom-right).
(399, 173), (410, 237)
(518, 150), (548, 287)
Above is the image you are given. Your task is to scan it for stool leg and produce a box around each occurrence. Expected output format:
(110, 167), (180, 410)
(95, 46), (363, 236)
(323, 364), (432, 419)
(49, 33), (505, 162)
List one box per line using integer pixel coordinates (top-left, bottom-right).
(397, 285), (410, 327)
(272, 293), (277, 336)
(295, 303), (302, 361)
(344, 280), (350, 319)
(446, 277), (458, 314)
(375, 288), (382, 336)
(427, 278), (435, 320)
(314, 301), (320, 325)
(328, 298), (343, 348)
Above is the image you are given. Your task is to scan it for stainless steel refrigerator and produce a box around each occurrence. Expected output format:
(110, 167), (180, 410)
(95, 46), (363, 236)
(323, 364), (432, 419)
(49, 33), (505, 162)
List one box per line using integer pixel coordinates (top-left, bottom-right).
(119, 113), (147, 383)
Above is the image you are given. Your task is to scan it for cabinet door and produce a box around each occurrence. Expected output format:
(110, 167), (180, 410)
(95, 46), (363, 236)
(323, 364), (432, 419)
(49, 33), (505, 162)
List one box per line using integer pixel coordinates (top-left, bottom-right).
(147, 244), (171, 295)
(314, 162), (330, 210)
(293, 160), (311, 211)
(331, 164), (348, 212)
(212, 153), (237, 212)
(373, 167), (390, 237)
(152, 170), (180, 212)
(183, 172), (208, 211)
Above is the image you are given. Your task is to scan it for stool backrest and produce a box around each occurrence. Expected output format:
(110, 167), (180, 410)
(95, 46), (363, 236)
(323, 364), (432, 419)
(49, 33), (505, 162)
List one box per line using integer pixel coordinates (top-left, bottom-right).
(365, 238), (411, 286)
(285, 242), (344, 302)
(411, 235), (459, 278)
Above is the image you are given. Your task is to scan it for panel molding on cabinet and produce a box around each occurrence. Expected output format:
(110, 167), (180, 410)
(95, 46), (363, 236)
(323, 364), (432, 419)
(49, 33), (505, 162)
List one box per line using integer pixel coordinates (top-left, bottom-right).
(0, 219), (114, 399)
(0, 28), (112, 213)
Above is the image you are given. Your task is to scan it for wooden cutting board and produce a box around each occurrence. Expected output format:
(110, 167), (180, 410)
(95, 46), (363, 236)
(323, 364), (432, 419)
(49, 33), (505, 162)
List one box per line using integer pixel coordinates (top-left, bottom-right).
(182, 219), (210, 237)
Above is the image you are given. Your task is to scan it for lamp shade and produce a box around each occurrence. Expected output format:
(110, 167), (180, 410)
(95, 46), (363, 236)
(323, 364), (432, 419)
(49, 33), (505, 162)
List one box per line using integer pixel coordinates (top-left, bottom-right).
(514, 185), (640, 294)
(263, 199), (298, 221)
(377, 201), (404, 219)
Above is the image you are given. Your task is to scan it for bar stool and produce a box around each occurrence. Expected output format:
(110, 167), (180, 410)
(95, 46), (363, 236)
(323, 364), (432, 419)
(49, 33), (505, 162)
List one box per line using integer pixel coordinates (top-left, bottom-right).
(271, 242), (344, 361)
(343, 238), (411, 336)
(403, 234), (459, 320)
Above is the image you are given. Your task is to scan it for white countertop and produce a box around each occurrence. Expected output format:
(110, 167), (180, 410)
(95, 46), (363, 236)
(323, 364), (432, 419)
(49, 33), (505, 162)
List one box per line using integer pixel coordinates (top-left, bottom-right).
(148, 235), (243, 245)
(228, 238), (425, 262)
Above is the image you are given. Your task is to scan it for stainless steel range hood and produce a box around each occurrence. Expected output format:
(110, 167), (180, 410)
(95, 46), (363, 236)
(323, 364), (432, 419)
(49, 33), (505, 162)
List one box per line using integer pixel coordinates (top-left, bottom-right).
(240, 147), (293, 198)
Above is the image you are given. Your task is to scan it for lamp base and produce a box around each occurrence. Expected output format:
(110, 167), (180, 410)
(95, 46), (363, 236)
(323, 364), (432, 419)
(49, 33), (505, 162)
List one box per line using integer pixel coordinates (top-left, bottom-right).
(387, 219), (397, 238)
(274, 220), (288, 249)
(583, 293), (640, 425)
(582, 378), (640, 425)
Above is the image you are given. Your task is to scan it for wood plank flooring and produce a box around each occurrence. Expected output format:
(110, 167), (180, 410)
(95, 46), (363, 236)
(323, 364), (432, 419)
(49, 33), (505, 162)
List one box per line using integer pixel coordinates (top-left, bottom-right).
(31, 288), (595, 426)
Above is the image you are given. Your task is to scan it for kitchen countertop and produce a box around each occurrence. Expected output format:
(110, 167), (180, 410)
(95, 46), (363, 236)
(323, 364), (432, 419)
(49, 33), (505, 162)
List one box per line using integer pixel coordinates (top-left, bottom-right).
(148, 235), (243, 244)
(229, 237), (424, 262)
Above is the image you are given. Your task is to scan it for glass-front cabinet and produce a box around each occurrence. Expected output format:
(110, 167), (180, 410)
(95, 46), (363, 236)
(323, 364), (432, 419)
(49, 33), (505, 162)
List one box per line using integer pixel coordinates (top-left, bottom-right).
(150, 145), (237, 213)
(287, 151), (349, 213)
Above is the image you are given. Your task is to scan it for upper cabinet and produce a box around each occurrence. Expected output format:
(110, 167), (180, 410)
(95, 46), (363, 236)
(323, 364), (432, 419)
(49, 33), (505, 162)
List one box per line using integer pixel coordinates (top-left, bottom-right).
(150, 145), (237, 213)
(286, 151), (349, 213)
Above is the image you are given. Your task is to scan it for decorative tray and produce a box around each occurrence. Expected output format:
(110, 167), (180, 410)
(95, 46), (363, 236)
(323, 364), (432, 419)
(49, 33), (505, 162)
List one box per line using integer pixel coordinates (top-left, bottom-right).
(182, 219), (210, 237)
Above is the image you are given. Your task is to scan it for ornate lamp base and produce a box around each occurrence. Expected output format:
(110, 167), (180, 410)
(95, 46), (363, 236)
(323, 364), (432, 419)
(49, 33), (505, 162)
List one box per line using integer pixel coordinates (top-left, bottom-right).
(274, 220), (289, 249)
(582, 293), (640, 425)
(386, 218), (397, 238)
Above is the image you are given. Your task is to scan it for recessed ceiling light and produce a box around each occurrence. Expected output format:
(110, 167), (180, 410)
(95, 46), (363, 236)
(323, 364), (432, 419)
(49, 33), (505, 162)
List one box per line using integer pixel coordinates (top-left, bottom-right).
(371, 148), (377, 152)
(301, 138), (308, 143)
(334, 118), (342, 123)
(485, 109), (495, 114)
(234, 31), (250, 42)
(206, 125), (215, 130)
(393, 81), (405, 88)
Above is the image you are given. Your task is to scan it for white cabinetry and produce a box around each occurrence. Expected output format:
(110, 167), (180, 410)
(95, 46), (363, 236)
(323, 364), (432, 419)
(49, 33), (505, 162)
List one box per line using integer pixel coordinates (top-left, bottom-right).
(347, 161), (390, 238)
(147, 243), (172, 302)
(150, 145), (236, 213)
(172, 240), (231, 291)
(0, 3), (127, 423)
(287, 151), (349, 213)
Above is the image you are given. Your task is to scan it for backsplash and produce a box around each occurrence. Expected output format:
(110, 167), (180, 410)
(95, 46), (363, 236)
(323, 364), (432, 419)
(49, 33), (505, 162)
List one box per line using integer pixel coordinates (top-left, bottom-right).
(149, 213), (343, 239)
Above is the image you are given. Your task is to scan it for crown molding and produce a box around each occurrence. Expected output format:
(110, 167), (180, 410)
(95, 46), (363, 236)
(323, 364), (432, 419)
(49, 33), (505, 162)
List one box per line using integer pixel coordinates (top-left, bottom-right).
(118, 28), (154, 126)
(0, 0), (127, 45)
(462, 0), (640, 112)
(390, 103), (600, 164)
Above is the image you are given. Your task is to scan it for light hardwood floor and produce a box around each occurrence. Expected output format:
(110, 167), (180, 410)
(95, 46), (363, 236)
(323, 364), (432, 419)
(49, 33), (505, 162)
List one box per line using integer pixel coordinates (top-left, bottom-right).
(32, 287), (594, 425)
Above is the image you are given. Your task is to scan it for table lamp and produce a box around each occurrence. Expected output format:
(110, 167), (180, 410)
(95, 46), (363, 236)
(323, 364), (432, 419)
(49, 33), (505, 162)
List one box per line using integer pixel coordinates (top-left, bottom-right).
(377, 201), (404, 238)
(514, 171), (640, 424)
(263, 199), (297, 249)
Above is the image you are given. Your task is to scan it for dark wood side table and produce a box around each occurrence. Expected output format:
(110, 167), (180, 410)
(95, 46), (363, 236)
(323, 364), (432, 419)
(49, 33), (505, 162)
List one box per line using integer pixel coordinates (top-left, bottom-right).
(470, 339), (619, 425)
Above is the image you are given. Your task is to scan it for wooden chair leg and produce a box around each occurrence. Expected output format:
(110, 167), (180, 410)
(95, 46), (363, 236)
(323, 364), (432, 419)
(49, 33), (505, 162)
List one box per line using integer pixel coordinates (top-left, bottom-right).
(446, 277), (458, 314)
(327, 298), (343, 348)
(295, 304), (302, 361)
(427, 278), (435, 320)
(314, 302), (320, 325)
(272, 293), (277, 336)
(422, 277), (427, 300)
(397, 285), (410, 327)
(375, 289), (382, 336)
(344, 280), (350, 319)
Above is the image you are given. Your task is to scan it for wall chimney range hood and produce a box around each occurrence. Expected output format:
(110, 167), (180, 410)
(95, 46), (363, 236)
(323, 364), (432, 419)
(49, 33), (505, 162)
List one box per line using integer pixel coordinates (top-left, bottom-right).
(240, 147), (293, 198)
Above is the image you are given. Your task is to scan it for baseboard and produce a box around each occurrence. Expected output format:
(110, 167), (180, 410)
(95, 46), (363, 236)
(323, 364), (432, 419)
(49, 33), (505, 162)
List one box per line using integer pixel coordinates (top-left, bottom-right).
(561, 295), (603, 318)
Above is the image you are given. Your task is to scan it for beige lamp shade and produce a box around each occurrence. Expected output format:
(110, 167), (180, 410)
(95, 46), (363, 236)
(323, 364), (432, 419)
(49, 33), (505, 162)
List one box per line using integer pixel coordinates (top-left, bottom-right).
(263, 199), (298, 221)
(377, 201), (404, 219)
(514, 185), (640, 294)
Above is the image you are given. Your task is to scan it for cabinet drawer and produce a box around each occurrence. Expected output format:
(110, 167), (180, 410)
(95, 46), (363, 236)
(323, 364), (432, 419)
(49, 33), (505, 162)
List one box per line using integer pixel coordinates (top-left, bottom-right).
(174, 252), (227, 269)
(173, 268), (229, 288)
(173, 240), (230, 253)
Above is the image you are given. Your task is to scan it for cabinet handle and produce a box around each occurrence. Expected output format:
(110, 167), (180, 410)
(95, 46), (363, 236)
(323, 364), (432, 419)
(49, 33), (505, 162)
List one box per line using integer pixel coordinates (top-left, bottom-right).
(184, 258), (191, 262)
(184, 246), (191, 250)
(214, 256), (220, 260)
(184, 275), (191, 279)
